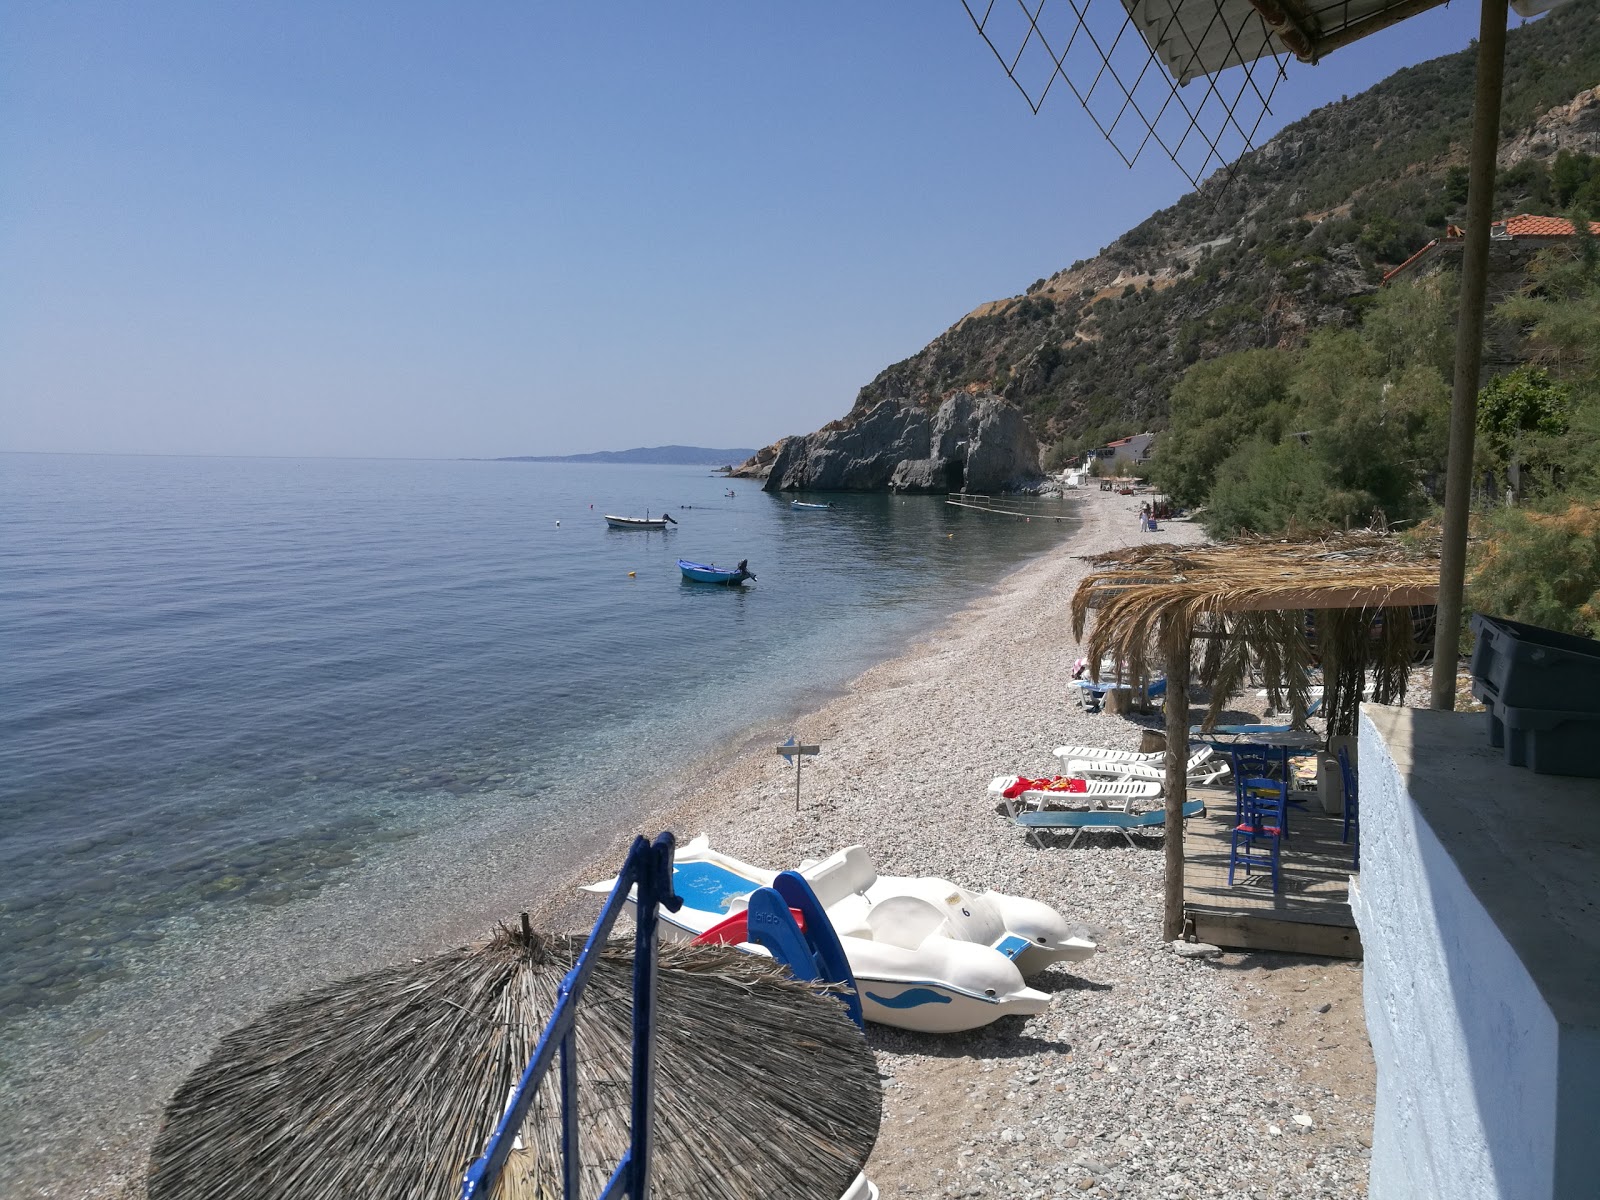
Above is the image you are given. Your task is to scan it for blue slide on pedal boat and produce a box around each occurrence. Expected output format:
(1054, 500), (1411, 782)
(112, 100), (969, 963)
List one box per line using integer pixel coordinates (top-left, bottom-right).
(584, 835), (1096, 1034)
(678, 558), (755, 585)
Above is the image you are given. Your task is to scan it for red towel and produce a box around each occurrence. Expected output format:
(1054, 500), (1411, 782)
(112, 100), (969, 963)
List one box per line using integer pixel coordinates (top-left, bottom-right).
(1002, 776), (1088, 800)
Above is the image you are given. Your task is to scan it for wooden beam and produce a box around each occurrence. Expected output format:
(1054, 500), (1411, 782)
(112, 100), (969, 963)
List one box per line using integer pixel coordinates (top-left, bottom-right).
(1433, 0), (1509, 710)
(1213, 586), (1437, 614)
(1311, 0), (1450, 60)
(1186, 908), (1364, 959)
(1161, 614), (1191, 942)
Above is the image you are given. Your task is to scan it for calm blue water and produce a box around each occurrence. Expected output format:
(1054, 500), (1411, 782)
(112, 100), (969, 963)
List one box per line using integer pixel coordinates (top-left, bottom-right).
(0, 452), (1076, 1033)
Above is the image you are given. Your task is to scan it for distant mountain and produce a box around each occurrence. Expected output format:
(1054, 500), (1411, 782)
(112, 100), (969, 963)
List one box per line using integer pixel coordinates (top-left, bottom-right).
(497, 445), (758, 466)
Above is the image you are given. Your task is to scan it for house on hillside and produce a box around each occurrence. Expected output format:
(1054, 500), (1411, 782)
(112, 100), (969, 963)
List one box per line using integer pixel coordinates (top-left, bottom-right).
(1096, 433), (1156, 473)
(1383, 213), (1600, 286)
(1382, 213), (1600, 371)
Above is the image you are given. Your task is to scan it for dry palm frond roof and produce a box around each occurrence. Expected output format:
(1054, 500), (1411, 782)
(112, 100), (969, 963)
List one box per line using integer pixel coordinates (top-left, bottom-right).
(147, 928), (880, 1200)
(1069, 532), (1441, 736)
(1071, 530), (1440, 637)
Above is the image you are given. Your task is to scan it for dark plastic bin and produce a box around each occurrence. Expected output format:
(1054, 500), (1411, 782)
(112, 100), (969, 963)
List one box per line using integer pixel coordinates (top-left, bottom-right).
(1470, 613), (1600, 777)
(1469, 613), (1600, 714)
(1482, 701), (1600, 777)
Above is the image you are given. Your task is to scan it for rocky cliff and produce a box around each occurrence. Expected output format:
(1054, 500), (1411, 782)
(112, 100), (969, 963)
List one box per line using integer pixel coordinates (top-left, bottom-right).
(744, 6), (1600, 486)
(761, 389), (1040, 493)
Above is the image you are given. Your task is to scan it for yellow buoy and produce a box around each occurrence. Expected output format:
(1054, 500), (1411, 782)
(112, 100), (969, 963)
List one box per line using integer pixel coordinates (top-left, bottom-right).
(628, 571), (636, 577)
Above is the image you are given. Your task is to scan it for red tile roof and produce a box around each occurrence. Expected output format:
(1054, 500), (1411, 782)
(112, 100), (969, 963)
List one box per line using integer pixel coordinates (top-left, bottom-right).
(1383, 216), (1600, 284)
(1497, 214), (1600, 238)
(1382, 239), (1440, 284)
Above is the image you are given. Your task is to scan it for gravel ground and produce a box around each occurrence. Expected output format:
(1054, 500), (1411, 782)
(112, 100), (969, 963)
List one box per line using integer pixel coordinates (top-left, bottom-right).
(541, 489), (1375, 1200)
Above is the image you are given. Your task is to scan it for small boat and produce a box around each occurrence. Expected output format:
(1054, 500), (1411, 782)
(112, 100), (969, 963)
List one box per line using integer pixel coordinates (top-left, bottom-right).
(585, 836), (1095, 1034)
(604, 513), (677, 530)
(678, 558), (755, 585)
(791, 500), (833, 510)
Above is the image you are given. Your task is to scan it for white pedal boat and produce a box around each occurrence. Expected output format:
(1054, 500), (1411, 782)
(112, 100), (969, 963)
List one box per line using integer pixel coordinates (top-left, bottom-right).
(583, 836), (1097, 1034)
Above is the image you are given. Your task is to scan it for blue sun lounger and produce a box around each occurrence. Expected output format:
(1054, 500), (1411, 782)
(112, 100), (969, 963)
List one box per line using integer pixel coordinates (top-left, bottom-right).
(1015, 799), (1207, 849)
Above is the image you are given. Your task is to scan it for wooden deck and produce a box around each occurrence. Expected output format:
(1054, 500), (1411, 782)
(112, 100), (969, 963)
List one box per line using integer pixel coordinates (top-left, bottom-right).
(1183, 785), (1363, 959)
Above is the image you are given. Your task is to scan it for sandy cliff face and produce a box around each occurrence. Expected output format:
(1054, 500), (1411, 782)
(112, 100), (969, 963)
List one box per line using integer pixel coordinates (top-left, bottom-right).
(761, 391), (1041, 494)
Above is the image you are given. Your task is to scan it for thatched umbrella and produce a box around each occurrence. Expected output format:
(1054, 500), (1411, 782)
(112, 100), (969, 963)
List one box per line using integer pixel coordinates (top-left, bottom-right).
(147, 926), (880, 1200)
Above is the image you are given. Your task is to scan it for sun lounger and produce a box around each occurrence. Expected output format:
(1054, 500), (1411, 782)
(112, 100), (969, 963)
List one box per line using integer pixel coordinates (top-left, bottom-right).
(1070, 677), (1166, 712)
(1015, 799), (1208, 849)
(1052, 744), (1220, 768)
(987, 775), (1161, 818)
(1060, 758), (1232, 787)
(1052, 745), (1229, 785)
(1052, 745), (1227, 783)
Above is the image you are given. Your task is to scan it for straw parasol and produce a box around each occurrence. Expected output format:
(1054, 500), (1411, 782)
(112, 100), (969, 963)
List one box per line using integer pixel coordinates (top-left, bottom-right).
(146, 926), (880, 1200)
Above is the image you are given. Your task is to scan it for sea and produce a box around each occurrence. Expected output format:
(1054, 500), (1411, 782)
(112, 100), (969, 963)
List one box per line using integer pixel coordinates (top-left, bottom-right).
(0, 451), (1077, 1187)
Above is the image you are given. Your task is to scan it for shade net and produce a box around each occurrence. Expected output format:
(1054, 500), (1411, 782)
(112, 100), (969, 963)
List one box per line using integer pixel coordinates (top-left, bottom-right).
(962, 0), (1293, 190)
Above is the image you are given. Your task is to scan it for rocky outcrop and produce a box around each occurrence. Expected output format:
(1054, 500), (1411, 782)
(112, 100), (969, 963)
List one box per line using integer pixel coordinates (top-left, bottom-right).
(762, 392), (1042, 494)
(727, 439), (786, 479)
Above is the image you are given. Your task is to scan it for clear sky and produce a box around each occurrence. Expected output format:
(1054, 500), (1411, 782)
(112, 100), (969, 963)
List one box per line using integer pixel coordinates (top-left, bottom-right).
(3, 2), (1503, 459)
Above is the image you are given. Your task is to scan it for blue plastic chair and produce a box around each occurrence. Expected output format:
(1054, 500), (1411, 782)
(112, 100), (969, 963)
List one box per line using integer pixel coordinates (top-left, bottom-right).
(1227, 749), (1284, 891)
(1338, 745), (1359, 868)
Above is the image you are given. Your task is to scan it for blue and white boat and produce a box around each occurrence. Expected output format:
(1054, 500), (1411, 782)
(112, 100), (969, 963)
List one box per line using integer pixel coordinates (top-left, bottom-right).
(678, 558), (755, 585)
(584, 835), (1096, 1034)
(791, 500), (833, 510)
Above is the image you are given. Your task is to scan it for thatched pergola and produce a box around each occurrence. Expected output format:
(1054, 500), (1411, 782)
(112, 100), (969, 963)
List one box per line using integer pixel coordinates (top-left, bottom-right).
(1070, 532), (1439, 939)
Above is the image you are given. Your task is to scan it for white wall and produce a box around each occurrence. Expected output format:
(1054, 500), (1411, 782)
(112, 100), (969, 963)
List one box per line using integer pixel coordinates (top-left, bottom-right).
(1356, 710), (1559, 1200)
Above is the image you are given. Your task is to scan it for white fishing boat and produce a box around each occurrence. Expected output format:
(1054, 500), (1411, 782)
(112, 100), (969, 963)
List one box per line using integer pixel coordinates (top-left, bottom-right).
(604, 513), (677, 530)
(584, 836), (1096, 1033)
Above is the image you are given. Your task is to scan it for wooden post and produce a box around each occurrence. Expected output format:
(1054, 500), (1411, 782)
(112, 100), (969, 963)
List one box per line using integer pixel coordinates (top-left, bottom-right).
(1431, 0), (1509, 710)
(1161, 614), (1191, 942)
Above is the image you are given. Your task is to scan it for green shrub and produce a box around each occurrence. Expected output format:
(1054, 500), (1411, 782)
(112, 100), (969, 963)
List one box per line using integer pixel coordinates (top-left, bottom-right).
(1203, 440), (1335, 537)
(1469, 503), (1600, 636)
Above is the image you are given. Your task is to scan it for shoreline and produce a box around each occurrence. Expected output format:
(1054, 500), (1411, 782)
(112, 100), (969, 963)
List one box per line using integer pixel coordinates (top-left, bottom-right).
(17, 490), (1374, 1199)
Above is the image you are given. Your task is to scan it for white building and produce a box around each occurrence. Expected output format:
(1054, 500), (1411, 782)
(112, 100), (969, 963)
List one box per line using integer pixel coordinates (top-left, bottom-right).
(1355, 705), (1600, 1199)
(1098, 432), (1155, 473)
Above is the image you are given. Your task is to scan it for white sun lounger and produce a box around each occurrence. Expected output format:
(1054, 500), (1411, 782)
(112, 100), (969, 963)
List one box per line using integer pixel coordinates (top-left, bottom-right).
(1052, 744), (1219, 768)
(987, 775), (1162, 818)
(1055, 749), (1231, 786)
(1052, 745), (1229, 783)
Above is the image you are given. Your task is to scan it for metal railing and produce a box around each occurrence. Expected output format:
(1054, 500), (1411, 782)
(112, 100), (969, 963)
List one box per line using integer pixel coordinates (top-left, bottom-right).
(460, 832), (682, 1200)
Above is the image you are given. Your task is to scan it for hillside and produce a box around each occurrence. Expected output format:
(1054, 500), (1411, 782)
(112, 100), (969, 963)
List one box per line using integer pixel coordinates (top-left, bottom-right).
(499, 445), (756, 466)
(779, 5), (1600, 469)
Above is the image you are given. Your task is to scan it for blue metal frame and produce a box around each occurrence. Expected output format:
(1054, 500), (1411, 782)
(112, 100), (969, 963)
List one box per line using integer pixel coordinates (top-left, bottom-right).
(461, 832), (683, 1200)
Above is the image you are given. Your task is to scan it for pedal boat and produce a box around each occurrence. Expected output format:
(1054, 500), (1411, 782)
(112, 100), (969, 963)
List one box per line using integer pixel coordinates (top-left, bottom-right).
(584, 836), (1096, 1034)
